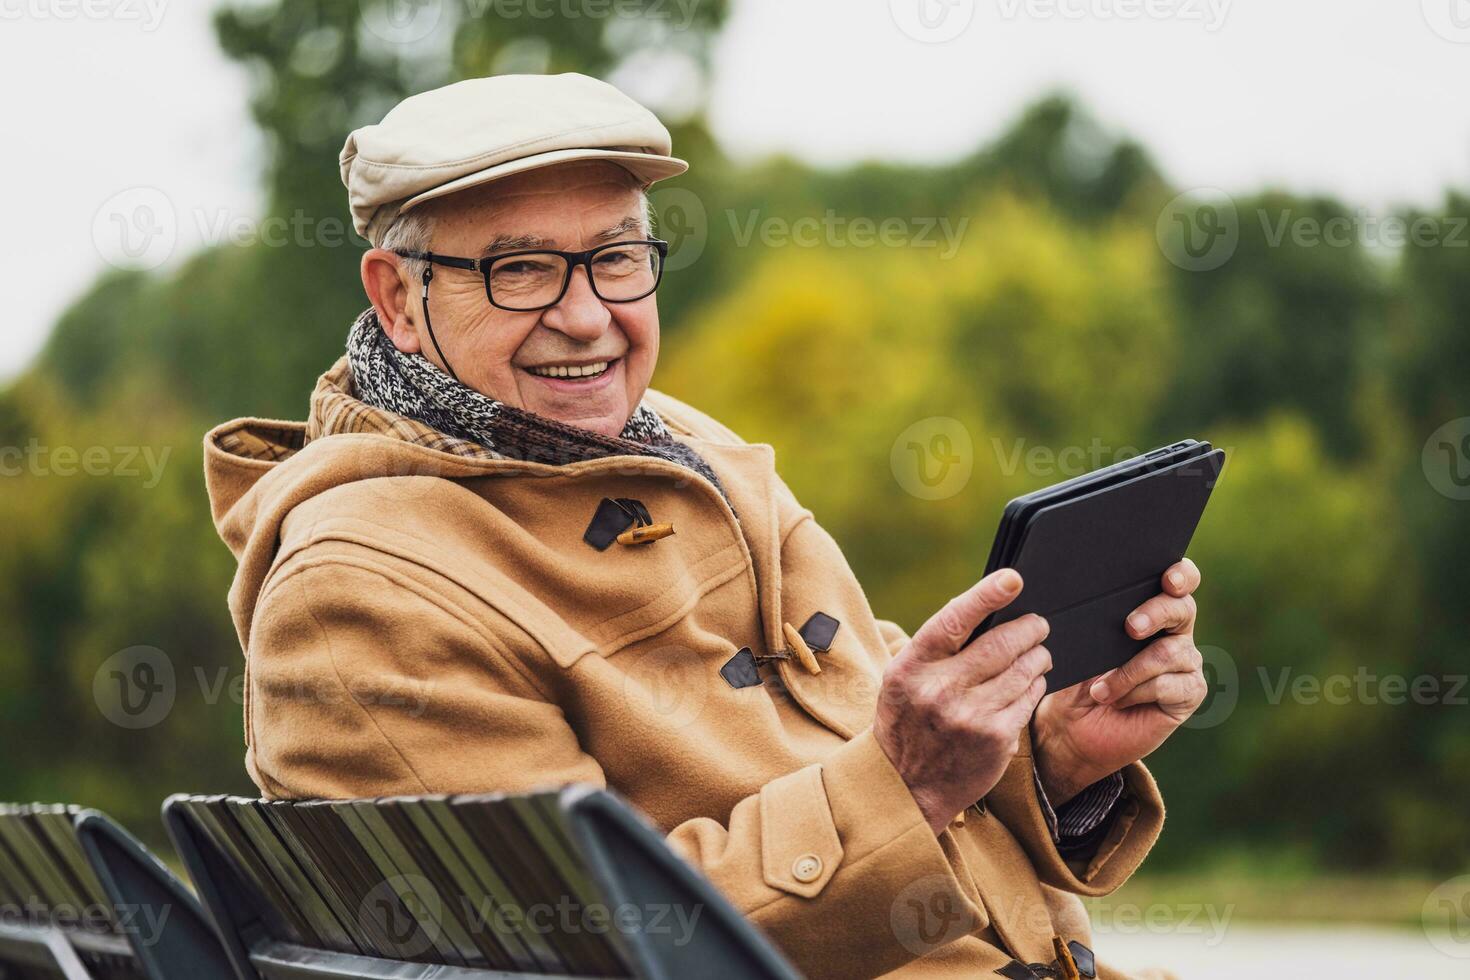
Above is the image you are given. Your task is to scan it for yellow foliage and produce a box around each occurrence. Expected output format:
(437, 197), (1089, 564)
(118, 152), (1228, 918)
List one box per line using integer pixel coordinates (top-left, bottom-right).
(659, 192), (1178, 627)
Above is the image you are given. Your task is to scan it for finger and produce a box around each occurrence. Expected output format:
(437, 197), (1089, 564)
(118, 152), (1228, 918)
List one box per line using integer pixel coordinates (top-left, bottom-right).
(909, 568), (1024, 661)
(1112, 670), (1209, 713)
(951, 615), (1050, 683)
(1162, 558), (1201, 597)
(997, 674), (1049, 729)
(1090, 635), (1201, 704)
(969, 643), (1051, 704)
(1125, 592), (1197, 639)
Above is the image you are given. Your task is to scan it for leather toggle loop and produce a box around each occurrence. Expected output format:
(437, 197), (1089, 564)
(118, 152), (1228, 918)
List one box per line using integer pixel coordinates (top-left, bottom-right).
(584, 497), (650, 550)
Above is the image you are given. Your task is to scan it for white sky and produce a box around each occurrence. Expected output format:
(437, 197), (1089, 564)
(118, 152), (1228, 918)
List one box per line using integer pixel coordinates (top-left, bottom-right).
(2, 0), (1468, 380)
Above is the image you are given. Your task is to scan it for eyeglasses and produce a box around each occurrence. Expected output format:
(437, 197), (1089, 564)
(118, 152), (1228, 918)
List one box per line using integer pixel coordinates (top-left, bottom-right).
(394, 239), (668, 313)
(389, 238), (668, 384)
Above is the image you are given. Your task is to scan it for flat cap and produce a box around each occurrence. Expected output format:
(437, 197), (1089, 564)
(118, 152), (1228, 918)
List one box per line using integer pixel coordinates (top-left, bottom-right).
(341, 72), (688, 244)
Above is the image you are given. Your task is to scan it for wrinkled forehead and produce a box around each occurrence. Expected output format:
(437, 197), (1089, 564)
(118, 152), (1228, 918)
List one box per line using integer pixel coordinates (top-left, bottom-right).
(424, 161), (648, 253)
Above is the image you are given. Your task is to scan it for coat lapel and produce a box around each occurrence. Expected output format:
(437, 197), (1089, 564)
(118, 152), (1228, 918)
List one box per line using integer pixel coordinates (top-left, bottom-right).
(691, 439), (879, 740)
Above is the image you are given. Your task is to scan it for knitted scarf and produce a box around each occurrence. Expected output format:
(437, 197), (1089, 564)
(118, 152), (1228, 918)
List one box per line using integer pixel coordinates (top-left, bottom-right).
(345, 308), (729, 501)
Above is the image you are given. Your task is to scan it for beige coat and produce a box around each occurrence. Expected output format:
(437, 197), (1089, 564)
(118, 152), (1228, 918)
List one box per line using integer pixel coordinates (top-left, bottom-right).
(204, 359), (1168, 979)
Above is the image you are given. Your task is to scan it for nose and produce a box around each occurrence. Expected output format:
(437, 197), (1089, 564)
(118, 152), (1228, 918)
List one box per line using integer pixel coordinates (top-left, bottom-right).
(540, 264), (612, 342)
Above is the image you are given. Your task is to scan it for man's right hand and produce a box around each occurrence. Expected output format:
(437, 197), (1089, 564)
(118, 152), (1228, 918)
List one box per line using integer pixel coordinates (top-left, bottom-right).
(873, 569), (1051, 835)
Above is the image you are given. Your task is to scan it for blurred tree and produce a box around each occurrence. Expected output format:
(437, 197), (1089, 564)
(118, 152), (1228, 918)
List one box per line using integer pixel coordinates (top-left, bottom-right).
(1156, 191), (1388, 459)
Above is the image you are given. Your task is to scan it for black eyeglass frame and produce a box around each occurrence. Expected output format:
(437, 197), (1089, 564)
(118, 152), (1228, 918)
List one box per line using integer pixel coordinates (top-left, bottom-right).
(390, 239), (668, 384)
(394, 238), (670, 312)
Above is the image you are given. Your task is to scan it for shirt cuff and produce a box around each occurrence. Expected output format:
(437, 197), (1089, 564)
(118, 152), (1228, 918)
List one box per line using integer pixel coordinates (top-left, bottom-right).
(1033, 768), (1126, 845)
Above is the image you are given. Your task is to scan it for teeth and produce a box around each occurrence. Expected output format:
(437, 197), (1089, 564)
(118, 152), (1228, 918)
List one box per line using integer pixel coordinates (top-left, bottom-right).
(528, 360), (610, 379)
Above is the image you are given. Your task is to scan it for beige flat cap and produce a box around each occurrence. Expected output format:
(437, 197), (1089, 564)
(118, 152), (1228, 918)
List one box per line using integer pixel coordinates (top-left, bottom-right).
(340, 72), (688, 244)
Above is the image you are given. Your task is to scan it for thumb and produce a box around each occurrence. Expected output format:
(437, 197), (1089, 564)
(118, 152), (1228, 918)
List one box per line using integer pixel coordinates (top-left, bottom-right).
(908, 568), (1024, 661)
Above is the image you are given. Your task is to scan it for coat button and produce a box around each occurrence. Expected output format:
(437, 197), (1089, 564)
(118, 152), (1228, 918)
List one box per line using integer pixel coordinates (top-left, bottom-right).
(791, 854), (823, 883)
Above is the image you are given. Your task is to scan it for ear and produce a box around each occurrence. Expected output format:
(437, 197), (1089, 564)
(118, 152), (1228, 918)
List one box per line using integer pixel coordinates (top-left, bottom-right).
(361, 248), (423, 354)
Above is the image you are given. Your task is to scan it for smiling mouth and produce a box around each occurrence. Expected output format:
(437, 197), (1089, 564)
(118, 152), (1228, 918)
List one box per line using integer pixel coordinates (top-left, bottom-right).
(524, 359), (616, 380)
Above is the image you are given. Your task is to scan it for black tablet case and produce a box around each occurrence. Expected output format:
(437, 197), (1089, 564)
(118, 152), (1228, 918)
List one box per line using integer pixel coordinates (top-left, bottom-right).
(975, 445), (1225, 693)
(983, 440), (1210, 575)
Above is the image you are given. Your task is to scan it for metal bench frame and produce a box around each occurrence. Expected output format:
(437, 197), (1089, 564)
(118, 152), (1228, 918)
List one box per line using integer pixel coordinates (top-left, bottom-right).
(0, 918), (100, 980)
(73, 809), (236, 979)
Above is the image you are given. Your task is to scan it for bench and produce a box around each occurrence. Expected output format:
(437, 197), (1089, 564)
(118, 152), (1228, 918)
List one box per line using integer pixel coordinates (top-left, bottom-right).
(164, 786), (800, 980)
(0, 802), (228, 980)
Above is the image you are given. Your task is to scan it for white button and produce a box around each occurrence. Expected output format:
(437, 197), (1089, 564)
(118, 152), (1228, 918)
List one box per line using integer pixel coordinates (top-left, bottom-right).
(791, 854), (823, 883)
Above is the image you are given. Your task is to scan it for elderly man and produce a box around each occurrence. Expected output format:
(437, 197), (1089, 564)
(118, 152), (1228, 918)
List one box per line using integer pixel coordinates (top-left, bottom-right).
(204, 73), (1205, 979)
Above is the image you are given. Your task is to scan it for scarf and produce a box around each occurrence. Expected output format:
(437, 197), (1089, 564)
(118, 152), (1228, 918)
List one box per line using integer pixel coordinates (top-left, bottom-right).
(345, 308), (729, 502)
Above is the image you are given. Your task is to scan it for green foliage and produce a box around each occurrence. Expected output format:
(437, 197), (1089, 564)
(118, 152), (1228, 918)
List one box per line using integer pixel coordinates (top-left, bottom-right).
(2, 0), (1467, 874)
(1159, 191), (1389, 458)
(660, 191), (1176, 630)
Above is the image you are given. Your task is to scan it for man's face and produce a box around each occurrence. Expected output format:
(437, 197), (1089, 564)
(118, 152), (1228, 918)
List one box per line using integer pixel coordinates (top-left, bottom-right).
(384, 161), (659, 438)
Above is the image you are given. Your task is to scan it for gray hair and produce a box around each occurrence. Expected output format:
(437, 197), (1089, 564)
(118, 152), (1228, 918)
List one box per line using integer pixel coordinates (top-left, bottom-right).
(378, 178), (655, 287)
(379, 207), (436, 284)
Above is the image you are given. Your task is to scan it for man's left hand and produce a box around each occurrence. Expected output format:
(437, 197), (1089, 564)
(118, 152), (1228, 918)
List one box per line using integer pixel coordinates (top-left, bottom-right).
(1032, 558), (1209, 806)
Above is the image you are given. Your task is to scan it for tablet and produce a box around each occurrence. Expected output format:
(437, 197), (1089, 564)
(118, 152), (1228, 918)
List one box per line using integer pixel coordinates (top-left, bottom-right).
(982, 439), (1211, 575)
(969, 441), (1225, 693)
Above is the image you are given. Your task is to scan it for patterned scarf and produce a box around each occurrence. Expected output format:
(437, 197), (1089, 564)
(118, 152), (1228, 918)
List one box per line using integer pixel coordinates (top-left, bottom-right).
(345, 308), (729, 501)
